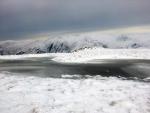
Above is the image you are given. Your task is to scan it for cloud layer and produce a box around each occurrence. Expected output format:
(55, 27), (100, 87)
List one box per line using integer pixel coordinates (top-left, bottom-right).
(0, 0), (150, 40)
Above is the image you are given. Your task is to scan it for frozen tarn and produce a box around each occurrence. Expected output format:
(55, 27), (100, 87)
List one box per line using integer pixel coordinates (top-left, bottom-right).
(0, 72), (150, 113)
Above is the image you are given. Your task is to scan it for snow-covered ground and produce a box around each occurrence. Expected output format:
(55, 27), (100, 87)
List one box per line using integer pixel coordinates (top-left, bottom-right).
(0, 71), (150, 113)
(52, 48), (150, 63)
(1, 48), (150, 63)
(0, 34), (150, 113)
(0, 49), (150, 113)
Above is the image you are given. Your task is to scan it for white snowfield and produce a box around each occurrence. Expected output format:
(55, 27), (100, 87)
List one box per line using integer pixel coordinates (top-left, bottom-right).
(52, 48), (150, 63)
(0, 53), (58, 60)
(1, 48), (150, 63)
(0, 72), (150, 113)
(0, 26), (150, 113)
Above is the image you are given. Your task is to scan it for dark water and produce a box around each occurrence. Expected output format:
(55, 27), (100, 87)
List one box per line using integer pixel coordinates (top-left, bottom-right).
(0, 58), (150, 81)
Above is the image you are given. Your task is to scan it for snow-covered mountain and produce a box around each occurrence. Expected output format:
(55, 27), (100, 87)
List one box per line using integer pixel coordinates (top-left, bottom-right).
(0, 31), (150, 55)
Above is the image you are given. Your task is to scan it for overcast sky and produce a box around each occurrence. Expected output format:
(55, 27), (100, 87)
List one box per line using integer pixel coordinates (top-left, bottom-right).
(0, 0), (150, 40)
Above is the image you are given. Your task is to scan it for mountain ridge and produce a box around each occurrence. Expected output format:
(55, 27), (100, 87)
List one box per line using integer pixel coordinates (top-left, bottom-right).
(0, 32), (150, 55)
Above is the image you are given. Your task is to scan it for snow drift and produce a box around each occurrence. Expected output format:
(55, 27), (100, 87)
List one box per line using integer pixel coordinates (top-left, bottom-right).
(0, 72), (150, 113)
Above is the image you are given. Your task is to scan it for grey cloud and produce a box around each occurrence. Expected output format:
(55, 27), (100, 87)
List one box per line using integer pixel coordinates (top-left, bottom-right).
(0, 0), (150, 40)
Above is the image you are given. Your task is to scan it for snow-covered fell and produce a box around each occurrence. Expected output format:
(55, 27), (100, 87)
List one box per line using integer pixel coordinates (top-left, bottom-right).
(1, 31), (150, 55)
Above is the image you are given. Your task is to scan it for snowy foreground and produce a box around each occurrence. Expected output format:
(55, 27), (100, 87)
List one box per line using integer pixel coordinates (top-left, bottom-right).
(0, 48), (150, 113)
(0, 71), (150, 113)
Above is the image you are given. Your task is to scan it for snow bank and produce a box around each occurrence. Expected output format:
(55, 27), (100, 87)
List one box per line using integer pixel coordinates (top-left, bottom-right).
(1, 48), (150, 63)
(0, 71), (150, 113)
(53, 48), (150, 63)
(0, 53), (60, 60)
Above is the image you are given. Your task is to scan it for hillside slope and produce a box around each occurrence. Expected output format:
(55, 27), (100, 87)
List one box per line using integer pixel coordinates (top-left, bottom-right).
(0, 31), (150, 55)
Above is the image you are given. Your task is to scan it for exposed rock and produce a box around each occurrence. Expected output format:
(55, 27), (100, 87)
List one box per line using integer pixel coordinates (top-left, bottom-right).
(131, 43), (141, 48)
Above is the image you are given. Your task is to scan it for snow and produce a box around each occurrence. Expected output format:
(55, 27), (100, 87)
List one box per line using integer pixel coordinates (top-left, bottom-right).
(0, 28), (150, 113)
(0, 53), (58, 60)
(1, 30), (150, 55)
(0, 71), (150, 113)
(53, 48), (150, 63)
(1, 48), (150, 63)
